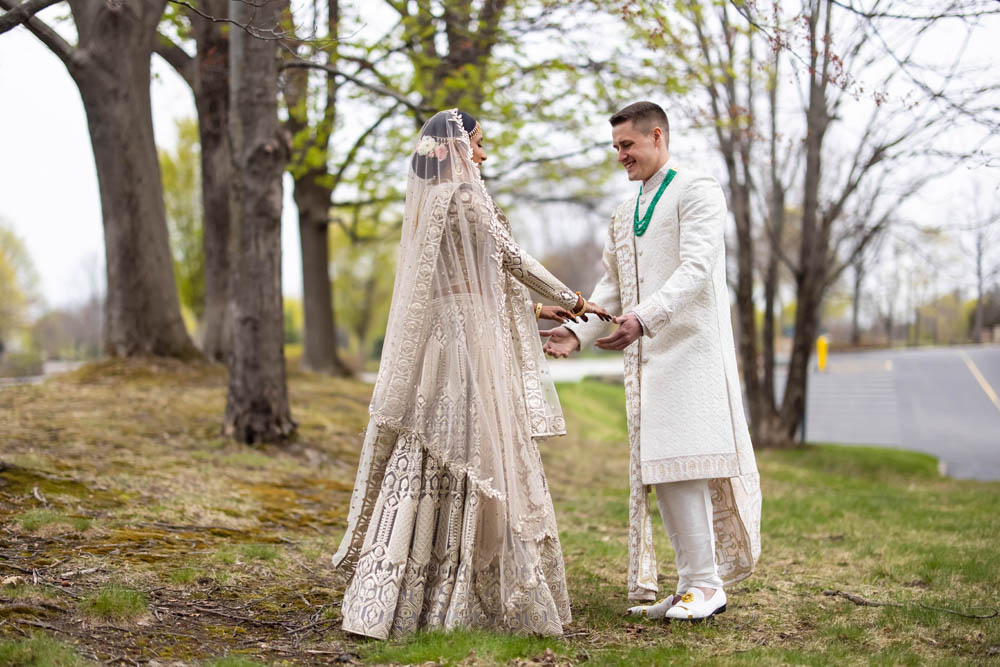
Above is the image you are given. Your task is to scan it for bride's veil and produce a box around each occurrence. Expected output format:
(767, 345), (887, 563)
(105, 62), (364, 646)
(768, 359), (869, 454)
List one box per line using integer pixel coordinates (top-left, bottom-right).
(363, 109), (565, 626)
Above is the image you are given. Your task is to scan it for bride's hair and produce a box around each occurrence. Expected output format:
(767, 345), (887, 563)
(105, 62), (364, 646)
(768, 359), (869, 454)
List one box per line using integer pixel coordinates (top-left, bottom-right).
(411, 110), (479, 180)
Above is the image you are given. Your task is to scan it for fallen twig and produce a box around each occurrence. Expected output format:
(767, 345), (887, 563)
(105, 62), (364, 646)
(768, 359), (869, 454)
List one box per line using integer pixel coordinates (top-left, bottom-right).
(287, 617), (337, 635)
(823, 590), (999, 619)
(0, 560), (35, 574)
(59, 566), (100, 578)
(32, 485), (48, 505)
(11, 617), (61, 632)
(191, 605), (289, 627)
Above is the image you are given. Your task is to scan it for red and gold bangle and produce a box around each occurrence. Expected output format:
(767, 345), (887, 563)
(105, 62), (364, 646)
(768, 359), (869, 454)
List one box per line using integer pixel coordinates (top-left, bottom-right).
(571, 292), (587, 317)
(534, 302), (544, 320)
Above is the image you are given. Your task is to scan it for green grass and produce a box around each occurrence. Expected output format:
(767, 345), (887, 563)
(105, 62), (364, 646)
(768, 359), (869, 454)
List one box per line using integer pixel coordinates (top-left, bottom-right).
(0, 633), (96, 666)
(214, 543), (281, 565)
(168, 567), (200, 585)
(2, 367), (998, 664)
(238, 544), (280, 561)
(204, 658), (270, 667)
(78, 585), (148, 621)
(14, 509), (90, 533)
(361, 629), (567, 665)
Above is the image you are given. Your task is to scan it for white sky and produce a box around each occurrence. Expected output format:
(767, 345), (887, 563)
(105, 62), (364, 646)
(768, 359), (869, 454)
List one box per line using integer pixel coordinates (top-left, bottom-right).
(0, 4), (997, 311)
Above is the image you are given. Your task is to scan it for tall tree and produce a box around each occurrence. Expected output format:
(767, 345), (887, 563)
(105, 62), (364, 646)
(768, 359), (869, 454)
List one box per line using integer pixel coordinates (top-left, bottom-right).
(154, 0), (233, 361)
(1, 0), (200, 358)
(223, 0), (295, 444)
(280, 0), (353, 376)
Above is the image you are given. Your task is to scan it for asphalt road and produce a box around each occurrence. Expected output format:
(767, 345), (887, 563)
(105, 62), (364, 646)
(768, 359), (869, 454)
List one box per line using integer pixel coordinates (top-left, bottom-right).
(283, 348), (1000, 481)
(803, 346), (1000, 480)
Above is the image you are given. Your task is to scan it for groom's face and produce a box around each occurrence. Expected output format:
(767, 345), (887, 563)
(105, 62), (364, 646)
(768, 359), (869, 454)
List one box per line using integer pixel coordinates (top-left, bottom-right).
(612, 120), (665, 182)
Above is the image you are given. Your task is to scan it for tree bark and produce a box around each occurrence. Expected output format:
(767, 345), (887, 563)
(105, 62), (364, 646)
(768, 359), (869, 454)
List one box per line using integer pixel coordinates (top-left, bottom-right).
(761, 57), (785, 421)
(777, 0), (832, 442)
(850, 260), (863, 346)
(973, 230), (985, 343)
(65, 0), (199, 359)
(224, 0), (295, 443)
(191, 0), (233, 362)
(295, 181), (351, 374)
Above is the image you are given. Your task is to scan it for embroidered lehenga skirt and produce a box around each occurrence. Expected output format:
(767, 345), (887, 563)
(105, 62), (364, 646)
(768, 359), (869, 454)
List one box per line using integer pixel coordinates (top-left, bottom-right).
(334, 296), (572, 639)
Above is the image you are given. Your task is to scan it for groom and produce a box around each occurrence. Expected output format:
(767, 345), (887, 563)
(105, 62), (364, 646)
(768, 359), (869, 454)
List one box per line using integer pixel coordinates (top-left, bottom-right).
(542, 101), (761, 620)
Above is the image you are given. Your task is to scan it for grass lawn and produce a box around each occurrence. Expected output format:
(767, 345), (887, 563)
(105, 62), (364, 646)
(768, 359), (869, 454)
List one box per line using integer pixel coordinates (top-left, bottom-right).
(1, 358), (998, 665)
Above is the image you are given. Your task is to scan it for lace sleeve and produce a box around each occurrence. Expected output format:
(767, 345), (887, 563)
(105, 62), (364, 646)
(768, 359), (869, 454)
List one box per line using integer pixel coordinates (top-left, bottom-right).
(453, 185), (578, 310)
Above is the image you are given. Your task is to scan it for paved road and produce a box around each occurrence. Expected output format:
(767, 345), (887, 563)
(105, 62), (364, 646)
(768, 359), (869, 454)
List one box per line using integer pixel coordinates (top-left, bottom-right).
(549, 347), (1000, 481)
(320, 348), (1000, 481)
(803, 346), (1000, 480)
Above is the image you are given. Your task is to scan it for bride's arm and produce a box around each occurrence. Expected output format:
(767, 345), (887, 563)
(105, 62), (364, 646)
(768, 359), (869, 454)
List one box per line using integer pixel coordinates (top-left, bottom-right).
(454, 184), (580, 310)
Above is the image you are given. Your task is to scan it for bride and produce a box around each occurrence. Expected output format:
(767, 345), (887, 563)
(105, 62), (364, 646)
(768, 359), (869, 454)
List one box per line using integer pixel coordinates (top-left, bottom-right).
(333, 109), (609, 639)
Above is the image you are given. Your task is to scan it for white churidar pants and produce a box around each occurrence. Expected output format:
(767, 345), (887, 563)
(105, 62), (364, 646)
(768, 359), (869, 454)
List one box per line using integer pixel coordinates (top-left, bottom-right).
(654, 479), (724, 592)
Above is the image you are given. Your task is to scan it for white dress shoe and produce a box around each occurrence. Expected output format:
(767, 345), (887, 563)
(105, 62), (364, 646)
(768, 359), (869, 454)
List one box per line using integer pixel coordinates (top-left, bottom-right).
(664, 588), (727, 621)
(626, 594), (681, 619)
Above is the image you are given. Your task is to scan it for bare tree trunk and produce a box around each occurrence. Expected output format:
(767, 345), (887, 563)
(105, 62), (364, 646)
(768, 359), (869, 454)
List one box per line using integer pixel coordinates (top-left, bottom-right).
(355, 273), (378, 363)
(759, 61), (786, 442)
(732, 180), (760, 431)
(776, 0), (832, 443)
(974, 230), (985, 343)
(280, 0), (351, 376)
(153, 1), (232, 361)
(850, 260), (864, 346)
(224, 0), (295, 443)
(66, 0), (199, 359)
(296, 182), (351, 374)
(193, 0), (233, 362)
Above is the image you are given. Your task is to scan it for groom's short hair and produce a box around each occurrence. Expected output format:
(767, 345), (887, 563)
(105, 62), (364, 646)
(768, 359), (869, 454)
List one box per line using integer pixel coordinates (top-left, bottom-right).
(610, 102), (669, 146)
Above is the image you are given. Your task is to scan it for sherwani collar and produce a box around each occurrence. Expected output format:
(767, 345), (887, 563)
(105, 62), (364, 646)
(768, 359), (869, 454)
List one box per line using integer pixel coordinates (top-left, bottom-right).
(639, 159), (674, 204)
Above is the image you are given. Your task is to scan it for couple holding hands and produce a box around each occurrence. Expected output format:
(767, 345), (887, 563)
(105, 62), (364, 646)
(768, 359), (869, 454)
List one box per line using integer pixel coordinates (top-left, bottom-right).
(332, 102), (761, 639)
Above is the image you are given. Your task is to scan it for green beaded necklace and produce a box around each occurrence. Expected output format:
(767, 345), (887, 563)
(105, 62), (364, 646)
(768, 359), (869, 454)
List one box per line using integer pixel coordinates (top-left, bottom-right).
(633, 168), (676, 237)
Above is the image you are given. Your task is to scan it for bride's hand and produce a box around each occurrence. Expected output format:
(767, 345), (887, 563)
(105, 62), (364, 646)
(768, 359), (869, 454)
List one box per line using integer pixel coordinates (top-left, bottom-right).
(538, 305), (578, 323)
(584, 302), (613, 322)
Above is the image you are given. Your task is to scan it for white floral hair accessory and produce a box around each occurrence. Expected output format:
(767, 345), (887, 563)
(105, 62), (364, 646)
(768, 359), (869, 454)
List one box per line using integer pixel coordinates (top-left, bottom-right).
(415, 136), (436, 157)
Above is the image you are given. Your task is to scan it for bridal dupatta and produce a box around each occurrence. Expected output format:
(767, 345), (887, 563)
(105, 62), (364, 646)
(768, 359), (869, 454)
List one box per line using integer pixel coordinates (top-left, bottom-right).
(332, 110), (577, 639)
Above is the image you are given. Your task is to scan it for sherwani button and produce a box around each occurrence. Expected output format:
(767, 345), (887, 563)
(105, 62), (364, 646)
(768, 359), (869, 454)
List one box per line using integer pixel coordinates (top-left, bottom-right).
(642, 356), (650, 364)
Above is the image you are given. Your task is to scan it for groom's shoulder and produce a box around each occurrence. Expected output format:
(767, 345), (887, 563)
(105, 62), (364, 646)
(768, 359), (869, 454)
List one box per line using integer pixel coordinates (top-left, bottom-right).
(672, 165), (726, 205)
(673, 163), (718, 187)
(675, 164), (721, 188)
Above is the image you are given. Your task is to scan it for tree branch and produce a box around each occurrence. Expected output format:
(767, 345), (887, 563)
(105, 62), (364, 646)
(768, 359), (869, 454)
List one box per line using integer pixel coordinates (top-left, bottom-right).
(279, 60), (430, 117)
(153, 33), (195, 89)
(488, 142), (607, 180)
(0, 0), (60, 35)
(0, 0), (74, 67)
(331, 103), (398, 191)
(829, 0), (1000, 22)
(167, 0), (287, 40)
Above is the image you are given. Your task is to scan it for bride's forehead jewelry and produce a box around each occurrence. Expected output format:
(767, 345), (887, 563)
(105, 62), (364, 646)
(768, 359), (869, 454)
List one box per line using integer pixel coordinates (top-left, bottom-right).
(469, 122), (482, 142)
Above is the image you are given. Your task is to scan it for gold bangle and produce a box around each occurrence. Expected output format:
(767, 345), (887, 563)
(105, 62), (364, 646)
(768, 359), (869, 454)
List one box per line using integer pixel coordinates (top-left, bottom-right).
(534, 302), (544, 320)
(571, 292), (587, 317)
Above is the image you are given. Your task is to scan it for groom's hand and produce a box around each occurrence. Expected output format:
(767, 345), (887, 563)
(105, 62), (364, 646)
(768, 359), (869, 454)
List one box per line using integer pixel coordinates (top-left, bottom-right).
(540, 326), (579, 358)
(595, 313), (643, 351)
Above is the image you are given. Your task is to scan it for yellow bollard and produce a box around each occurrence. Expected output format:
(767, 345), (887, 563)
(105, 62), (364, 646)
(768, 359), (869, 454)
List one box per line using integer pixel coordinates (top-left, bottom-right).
(816, 335), (829, 372)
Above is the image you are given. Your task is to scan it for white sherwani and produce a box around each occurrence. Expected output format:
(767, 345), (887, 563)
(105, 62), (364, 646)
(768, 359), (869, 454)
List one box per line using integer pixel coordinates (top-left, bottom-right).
(565, 161), (761, 601)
